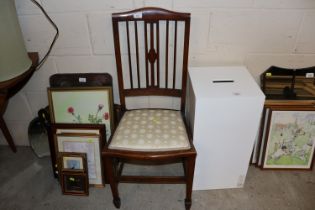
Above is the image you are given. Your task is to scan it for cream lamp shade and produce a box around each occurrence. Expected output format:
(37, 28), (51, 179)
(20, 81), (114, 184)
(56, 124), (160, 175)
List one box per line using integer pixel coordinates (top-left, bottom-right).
(0, 0), (32, 82)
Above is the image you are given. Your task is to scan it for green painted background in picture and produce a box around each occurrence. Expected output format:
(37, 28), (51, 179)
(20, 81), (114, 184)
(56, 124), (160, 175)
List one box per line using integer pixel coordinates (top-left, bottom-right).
(51, 90), (112, 140)
(264, 111), (315, 168)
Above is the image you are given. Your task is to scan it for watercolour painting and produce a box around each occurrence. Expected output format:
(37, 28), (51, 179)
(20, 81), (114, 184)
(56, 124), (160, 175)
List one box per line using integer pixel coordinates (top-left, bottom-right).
(48, 87), (113, 140)
(263, 110), (315, 169)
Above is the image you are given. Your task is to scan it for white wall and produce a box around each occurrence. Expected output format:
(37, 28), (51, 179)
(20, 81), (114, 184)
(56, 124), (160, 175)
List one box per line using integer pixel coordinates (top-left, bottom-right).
(1, 0), (315, 145)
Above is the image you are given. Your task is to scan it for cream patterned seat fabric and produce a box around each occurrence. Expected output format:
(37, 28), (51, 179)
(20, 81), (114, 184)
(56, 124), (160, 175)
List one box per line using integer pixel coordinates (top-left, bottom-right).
(109, 109), (191, 151)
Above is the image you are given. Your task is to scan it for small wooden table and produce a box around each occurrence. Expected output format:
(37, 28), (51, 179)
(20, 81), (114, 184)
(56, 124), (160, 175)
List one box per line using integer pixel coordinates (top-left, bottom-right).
(0, 52), (39, 152)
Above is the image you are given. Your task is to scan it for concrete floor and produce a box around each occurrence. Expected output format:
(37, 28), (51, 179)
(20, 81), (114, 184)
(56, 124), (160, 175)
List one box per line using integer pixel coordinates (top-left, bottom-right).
(0, 146), (314, 210)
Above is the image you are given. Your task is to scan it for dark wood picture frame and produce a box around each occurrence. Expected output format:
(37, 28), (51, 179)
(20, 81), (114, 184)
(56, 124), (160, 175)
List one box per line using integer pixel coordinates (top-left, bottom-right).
(258, 105), (315, 170)
(60, 171), (89, 196)
(51, 123), (106, 187)
(255, 106), (271, 166)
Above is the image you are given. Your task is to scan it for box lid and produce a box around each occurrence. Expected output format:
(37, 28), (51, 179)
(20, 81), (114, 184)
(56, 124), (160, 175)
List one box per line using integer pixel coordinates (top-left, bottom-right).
(188, 66), (265, 99)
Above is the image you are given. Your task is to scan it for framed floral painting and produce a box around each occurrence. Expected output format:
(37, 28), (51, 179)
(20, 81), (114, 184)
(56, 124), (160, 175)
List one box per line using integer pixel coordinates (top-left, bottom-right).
(261, 106), (315, 170)
(48, 87), (114, 140)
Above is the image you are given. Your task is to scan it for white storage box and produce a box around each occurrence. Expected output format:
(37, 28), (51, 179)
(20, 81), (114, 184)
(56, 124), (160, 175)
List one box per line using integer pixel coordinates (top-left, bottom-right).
(186, 66), (265, 190)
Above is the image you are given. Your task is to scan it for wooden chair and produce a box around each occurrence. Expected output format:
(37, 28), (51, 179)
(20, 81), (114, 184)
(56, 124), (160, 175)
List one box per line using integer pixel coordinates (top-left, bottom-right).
(102, 7), (196, 210)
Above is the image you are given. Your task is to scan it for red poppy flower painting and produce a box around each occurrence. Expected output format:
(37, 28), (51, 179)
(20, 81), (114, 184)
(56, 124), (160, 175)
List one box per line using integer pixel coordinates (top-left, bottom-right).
(103, 112), (109, 120)
(67, 107), (74, 114)
(49, 88), (113, 140)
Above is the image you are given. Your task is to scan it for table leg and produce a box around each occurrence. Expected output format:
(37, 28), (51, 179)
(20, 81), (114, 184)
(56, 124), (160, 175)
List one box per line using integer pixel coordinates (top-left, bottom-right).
(0, 116), (16, 152)
(0, 92), (16, 152)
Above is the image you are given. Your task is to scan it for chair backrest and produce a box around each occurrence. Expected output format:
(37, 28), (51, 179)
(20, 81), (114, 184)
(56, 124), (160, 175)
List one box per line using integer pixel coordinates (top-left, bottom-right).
(112, 7), (190, 112)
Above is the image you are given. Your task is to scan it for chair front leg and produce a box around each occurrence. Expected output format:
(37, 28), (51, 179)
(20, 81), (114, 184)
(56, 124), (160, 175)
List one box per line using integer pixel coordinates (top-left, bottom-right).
(184, 156), (196, 210)
(104, 156), (121, 208)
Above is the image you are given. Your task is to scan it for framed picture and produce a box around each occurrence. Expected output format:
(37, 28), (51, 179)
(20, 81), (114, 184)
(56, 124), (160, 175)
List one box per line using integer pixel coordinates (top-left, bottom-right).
(61, 171), (89, 196)
(52, 124), (105, 186)
(255, 107), (272, 166)
(59, 152), (87, 172)
(261, 106), (315, 169)
(48, 87), (114, 141)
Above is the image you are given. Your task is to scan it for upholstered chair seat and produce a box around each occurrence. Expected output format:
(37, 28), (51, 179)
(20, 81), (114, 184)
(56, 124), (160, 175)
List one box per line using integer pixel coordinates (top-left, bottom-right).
(109, 109), (190, 151)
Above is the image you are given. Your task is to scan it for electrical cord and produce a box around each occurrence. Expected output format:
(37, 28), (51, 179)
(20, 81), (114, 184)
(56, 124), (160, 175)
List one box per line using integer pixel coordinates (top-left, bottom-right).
(30, 0), (59, 69)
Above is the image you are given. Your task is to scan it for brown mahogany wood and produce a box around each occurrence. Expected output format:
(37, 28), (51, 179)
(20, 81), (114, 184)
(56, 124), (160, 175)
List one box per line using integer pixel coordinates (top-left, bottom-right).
(50, 73), (113, 87)
(119, 176), (186, 183)
(124, 87), (181, 97)
(165, 20), (169, 88)
(0, 52), (39, 152)
(104, 7), (196, 210)
(156, 21), (160, 87)
(126, 21), (134, 89)
(144, 22), (149, 88)
(173, 21), (178, 89)
(149, 22), (155, 86)
(134, 21), (141, 88)
(180, 19), (190, 111)
(112, 7), (190, 110)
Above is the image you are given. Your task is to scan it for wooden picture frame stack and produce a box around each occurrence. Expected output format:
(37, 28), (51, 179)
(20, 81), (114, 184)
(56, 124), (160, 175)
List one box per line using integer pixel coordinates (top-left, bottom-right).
(251, 100), (315, 170)
(59, 152), (89, 196)
(52, 123), (106, 187)
(46, 73), (115, 184)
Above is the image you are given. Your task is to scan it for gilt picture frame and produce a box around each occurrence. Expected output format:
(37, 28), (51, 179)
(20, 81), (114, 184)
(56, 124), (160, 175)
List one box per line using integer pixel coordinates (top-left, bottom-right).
(48, 87), (114, 141)
(59, 152), (87, 172)
(261, 106), (315, 170)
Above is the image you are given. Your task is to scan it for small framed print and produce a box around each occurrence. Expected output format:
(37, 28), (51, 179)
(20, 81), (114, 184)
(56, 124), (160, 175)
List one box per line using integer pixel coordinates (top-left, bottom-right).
(260, 106), (315, 170)
(48, 87), (114, 141)
(61, 172), (89, 196)
(59, 152), (87, 172)
(52, 123), (105, 187)
(64, 157), (82, 170)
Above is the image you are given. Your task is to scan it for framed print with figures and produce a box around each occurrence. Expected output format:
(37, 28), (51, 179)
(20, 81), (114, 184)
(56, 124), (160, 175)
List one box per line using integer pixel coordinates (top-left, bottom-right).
(261, 106), (315, 170)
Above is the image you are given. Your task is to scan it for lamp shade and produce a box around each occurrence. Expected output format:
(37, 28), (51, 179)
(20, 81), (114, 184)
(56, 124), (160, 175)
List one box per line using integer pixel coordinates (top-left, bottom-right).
(0, 0), (32, 82)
